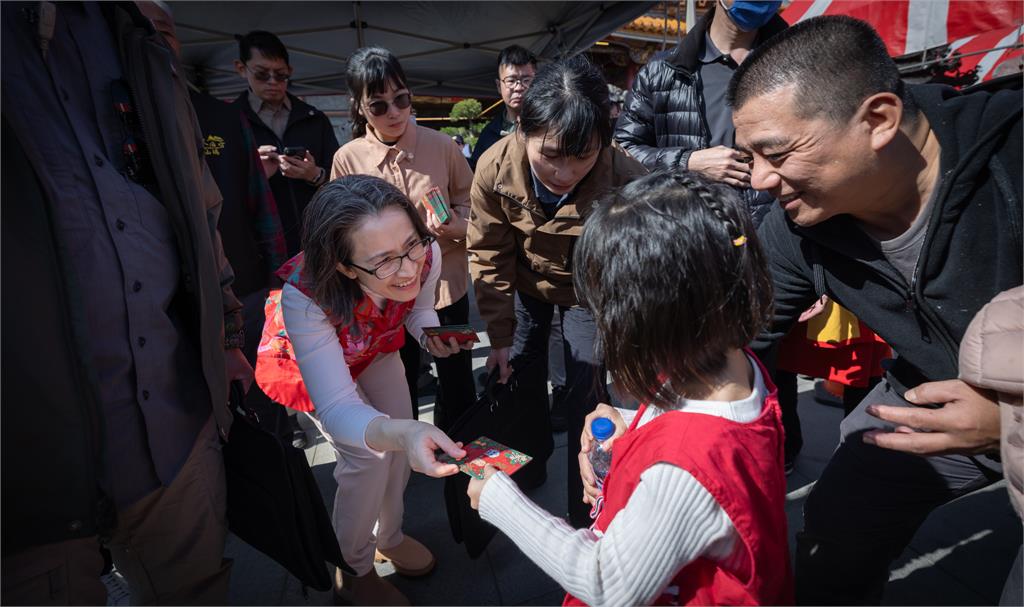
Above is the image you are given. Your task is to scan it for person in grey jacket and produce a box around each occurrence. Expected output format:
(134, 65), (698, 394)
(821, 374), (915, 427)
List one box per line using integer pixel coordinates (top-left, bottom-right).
(1, 2), (249, 603)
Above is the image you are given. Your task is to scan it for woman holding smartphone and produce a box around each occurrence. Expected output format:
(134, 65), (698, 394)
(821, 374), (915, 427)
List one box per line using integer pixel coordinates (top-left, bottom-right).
(331, 46), (477, 432)
(256, 175), (470, 605)
(467, 56), (646, 528)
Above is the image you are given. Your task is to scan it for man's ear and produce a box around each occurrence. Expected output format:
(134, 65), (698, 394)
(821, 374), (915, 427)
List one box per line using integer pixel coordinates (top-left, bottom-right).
(858, 92), (902, 152)
(336, 261), (359, 280)
(234, 59), (247, 78)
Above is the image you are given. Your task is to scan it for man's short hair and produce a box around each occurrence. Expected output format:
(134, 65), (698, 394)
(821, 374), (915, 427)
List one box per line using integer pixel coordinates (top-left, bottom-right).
(496, 45), (537, 73)
(237, 30), (289, 65)
(727, 16), (916, 123)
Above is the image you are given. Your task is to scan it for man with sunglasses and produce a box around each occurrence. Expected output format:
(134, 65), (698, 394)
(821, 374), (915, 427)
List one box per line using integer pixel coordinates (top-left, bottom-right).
(232, 30), (339, 258)
(232, 30), (339, 450)
(468, 45), (537, 172)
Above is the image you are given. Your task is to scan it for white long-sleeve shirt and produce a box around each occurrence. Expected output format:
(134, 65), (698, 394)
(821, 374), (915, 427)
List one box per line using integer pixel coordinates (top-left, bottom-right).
(281, 241), (442, 451)
(479, 355), (767, 607)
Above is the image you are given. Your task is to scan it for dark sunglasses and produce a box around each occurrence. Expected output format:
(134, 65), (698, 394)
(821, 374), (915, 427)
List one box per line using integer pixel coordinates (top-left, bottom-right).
(365, 93), (412, 117)
(246, 66), (290, 83)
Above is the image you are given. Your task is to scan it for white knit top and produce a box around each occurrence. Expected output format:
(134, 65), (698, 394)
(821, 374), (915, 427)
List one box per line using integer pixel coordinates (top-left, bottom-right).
(479, 355), (766, 607)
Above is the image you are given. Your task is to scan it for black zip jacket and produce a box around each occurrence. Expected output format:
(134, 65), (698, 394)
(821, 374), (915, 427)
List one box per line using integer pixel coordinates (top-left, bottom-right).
(752, 84), (1023, 393)
(469, 113), (506, 172)
(233, 91), (339, 256)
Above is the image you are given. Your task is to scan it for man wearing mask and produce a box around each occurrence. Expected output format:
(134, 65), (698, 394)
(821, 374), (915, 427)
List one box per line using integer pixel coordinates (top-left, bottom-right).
(468, 45), (537, 171)
(616, 0), (803, 466)
(615, 0), (785, 226)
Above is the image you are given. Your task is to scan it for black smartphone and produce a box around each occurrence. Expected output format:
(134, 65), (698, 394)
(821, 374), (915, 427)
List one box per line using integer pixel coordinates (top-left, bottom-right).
(281, 146), (307, 159)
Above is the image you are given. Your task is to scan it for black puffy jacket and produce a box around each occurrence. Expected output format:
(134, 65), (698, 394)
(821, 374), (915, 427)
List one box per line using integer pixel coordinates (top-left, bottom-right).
(614, 5), (787, 222)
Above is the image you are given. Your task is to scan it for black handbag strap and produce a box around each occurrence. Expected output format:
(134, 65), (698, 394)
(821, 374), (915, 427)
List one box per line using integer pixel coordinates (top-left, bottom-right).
(229, 380), (261, 427)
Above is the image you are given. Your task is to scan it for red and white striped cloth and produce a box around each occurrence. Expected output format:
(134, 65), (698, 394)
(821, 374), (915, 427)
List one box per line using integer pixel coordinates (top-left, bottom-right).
(783, 0), (1023, 57)
(946, 24), (1024, 82)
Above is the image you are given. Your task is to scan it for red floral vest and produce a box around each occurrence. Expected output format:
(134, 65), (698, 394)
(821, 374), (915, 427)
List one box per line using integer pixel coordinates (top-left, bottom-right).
(254, 248), (432, 412)
(564, 351), (794, 606)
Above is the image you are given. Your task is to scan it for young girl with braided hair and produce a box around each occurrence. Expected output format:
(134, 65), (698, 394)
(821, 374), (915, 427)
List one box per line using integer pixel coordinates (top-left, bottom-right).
(467, 171), (793, 606)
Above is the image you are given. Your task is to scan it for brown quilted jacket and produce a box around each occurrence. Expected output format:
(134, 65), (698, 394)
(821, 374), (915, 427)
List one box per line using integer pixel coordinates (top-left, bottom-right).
(467, 134), (646, 348)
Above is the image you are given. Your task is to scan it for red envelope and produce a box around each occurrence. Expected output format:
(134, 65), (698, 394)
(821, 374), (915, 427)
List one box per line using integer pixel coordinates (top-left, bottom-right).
(438, 437), (532, 479)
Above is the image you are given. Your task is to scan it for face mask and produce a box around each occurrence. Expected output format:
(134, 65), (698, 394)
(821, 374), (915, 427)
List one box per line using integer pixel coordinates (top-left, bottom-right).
(721, 0), (782, 32)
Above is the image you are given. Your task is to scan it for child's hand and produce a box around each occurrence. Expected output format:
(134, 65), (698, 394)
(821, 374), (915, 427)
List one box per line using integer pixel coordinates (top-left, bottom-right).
(579, 404), (627, 505)
(578, 450), (600, 506)
(467, 464), (500, 510)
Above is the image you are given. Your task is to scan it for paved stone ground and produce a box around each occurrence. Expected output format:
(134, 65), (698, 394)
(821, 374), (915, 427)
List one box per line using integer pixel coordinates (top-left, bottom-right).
(220, 293), (1021, 606)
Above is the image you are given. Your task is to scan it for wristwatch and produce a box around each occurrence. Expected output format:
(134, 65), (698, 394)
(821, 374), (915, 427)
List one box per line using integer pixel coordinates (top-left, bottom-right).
(307, 166), (326, 186)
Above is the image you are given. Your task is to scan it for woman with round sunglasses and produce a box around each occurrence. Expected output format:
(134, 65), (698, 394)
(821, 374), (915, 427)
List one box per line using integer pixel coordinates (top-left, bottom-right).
(255, 175), (470, 605)
(331, 47), (478, 436)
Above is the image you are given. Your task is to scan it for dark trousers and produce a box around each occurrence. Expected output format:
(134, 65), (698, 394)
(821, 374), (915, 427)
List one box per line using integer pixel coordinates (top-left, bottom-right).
(1001, 544), (1023, 606)
(512, 291), (606, 528)
(400, 294), (476, 429)
(1, 417), (229, 606)
(548, 310), (568, 419)
(776, 370), (803, 463)
(796, 377), (1003, 604)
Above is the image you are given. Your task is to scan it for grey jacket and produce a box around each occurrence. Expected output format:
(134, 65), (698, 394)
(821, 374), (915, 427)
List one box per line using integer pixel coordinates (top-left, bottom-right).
(1, 1), (239, 554)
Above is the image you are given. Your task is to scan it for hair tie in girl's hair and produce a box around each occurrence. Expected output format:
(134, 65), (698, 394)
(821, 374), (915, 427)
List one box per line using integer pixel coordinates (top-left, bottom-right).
(732, 235), (748, 247)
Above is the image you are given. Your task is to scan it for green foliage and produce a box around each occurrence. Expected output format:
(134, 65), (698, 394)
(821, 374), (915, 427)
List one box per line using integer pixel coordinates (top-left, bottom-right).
(444, 98), (487, 149)
(450, 98), (482, 121)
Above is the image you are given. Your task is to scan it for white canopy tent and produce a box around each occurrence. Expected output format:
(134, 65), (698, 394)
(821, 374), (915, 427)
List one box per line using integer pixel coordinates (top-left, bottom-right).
(169, 1), (656, 99)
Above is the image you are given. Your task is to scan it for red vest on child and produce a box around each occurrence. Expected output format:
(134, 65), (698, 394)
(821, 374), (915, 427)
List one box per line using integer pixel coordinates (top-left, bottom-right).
(254, 249), (433, 412)
(564, 353), (793, 606)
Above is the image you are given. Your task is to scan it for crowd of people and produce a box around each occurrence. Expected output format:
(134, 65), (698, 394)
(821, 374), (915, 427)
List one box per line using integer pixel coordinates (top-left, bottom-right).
(1, 1), (1021, 606)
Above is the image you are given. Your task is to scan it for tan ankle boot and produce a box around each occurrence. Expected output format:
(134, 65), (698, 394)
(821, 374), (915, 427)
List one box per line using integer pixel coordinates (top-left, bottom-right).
(374, 536), (436, 577)
(334, 567), (410, 606)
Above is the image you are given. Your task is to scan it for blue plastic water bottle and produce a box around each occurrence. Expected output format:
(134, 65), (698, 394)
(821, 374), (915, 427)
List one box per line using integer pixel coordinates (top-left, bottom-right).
(588, 417), (615, 488)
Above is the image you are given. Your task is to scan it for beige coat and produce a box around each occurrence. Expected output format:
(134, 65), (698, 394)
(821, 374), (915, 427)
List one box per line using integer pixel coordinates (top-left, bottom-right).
(959, 286), (1024, 519)
(331, 124), (473, 309)
(467, 134), (646, 348)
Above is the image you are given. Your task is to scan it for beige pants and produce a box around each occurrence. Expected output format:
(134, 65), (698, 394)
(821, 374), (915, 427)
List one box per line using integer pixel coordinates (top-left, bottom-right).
(2, 415), (231, 606)
(307, 351), (414, 576)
